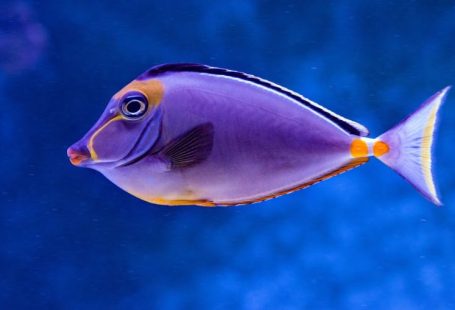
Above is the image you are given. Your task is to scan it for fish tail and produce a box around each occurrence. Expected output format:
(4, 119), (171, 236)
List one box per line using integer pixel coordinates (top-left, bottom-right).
(372, 86), (450, 205)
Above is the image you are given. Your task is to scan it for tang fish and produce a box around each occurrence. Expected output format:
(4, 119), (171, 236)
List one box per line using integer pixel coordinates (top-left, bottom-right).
(67, 64), (449, 206)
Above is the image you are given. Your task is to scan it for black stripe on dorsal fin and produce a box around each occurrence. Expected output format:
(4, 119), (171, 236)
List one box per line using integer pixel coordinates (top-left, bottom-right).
(139, 63), (369, 137)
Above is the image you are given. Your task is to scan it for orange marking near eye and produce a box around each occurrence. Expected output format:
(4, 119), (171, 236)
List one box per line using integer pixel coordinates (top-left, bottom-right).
(373, 140), (389, 157)
(350, 138), (368, 158)
(113, 79), (164, 106)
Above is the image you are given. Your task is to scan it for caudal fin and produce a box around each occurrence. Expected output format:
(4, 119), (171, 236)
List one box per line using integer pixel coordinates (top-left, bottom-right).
(374, 87), (450, 206)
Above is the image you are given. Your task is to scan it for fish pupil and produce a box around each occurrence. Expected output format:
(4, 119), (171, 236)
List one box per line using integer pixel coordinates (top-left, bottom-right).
(126, 100), (142, 114)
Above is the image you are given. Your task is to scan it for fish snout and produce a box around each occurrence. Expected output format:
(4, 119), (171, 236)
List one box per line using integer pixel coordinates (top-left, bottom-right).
(67, 144), (90, 166)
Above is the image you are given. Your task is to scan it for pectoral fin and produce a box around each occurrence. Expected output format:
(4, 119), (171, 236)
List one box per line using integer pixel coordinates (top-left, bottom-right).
(160, 123), (214, 169)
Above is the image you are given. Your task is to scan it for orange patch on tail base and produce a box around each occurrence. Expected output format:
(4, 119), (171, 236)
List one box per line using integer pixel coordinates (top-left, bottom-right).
(373, 141), (389, 157)
(350, 138), (368, 158)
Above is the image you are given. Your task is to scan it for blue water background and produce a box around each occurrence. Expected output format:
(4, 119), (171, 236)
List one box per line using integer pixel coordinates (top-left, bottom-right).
(1, 1), (455, 309)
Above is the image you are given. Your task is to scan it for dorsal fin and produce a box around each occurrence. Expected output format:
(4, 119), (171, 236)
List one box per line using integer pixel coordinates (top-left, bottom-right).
(139, 63), (369, 137)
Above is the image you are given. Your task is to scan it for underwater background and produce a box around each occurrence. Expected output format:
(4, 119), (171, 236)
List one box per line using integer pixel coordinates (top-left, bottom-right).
(1, 0), (455, 309)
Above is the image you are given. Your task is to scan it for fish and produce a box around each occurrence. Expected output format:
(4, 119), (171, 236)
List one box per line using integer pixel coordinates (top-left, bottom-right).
(67, 63), (449, 207)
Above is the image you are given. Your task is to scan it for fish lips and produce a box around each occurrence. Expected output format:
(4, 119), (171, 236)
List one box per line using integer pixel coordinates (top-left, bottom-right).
(67, 144), (91, 166)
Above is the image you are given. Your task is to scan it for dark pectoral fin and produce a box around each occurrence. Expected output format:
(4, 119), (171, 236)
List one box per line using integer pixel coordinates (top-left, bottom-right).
(160, 123), (214, 169)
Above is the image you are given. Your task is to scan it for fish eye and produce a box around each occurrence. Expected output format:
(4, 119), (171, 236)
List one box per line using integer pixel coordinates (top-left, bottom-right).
(121, 95), (148, 119)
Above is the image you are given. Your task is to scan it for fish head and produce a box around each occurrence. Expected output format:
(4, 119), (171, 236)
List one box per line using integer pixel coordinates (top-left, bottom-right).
(67, 79), (165, 169)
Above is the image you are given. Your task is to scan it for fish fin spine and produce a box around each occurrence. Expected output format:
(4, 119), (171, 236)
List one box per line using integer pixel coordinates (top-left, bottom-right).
(375, 86), (450, 206)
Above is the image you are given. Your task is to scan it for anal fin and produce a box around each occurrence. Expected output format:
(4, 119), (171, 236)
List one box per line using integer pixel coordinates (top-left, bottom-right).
(217, 157), (369, 206)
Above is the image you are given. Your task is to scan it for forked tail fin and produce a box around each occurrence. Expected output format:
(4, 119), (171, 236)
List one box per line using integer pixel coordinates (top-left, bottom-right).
(374, 87), (450, 205)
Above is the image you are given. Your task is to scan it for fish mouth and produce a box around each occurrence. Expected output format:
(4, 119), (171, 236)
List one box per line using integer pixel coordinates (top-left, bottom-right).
(67, 146), (90, 166)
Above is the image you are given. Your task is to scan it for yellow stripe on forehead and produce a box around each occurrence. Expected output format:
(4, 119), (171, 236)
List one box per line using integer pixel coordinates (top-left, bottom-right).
(113, 79), (165, 106)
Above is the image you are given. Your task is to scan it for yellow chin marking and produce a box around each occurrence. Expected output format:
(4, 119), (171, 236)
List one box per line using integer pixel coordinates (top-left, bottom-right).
(87, 115), (123, 160)
(113, 79), (164, 106)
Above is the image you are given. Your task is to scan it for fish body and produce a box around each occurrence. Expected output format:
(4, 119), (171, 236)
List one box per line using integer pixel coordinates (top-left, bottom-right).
(68, 64), (449, 206)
